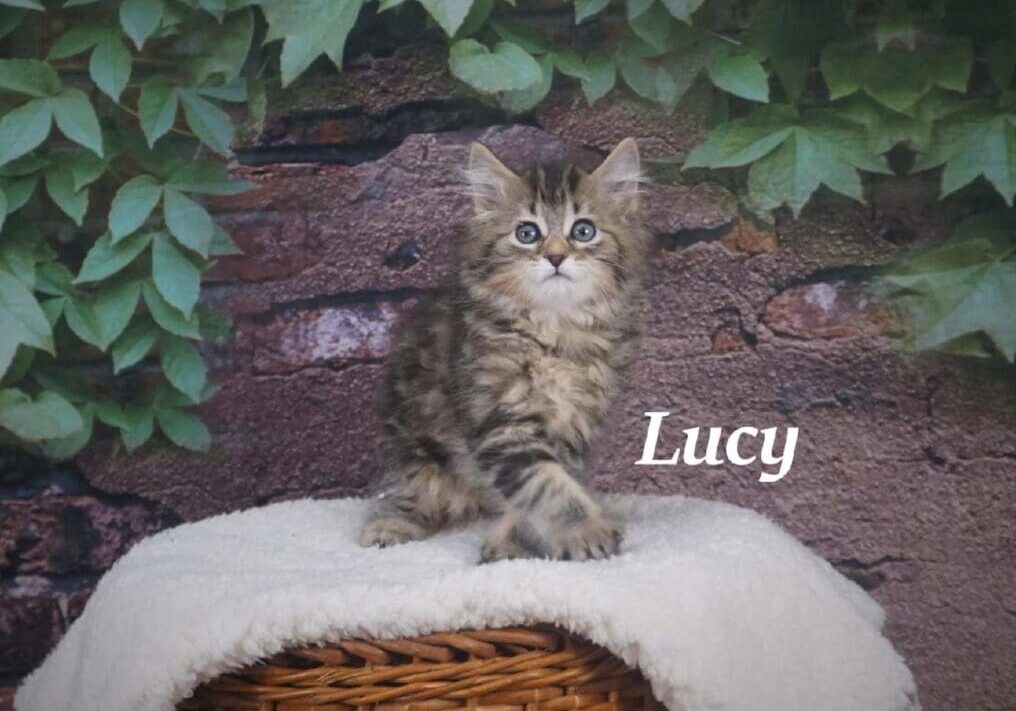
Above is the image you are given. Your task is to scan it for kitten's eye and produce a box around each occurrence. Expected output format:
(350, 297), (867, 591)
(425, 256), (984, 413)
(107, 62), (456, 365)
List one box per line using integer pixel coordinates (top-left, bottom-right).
(570, 219), (597, 242)
(515, 222), (541, 244)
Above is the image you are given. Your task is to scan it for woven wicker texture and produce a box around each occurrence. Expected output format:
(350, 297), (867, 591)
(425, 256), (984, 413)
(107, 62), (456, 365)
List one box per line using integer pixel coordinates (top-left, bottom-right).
(177, 627), (664, 711)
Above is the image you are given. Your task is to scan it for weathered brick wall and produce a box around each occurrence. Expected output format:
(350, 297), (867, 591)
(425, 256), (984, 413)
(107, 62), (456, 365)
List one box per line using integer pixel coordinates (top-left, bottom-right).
(2, 46), (1013, 711)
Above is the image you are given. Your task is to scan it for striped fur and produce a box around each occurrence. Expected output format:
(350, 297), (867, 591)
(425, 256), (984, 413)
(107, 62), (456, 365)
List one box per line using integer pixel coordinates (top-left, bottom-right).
(360, 139), (652, 561)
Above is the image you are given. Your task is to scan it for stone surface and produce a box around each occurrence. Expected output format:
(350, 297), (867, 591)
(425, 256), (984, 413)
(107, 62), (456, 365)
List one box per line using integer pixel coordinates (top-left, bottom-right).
(0, 587), (61, 675)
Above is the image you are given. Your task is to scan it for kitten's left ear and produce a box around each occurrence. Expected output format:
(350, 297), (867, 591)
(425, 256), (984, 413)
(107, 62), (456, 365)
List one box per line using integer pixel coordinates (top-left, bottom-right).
(465, 142), (524, 214)
(588, 138), (643, 199)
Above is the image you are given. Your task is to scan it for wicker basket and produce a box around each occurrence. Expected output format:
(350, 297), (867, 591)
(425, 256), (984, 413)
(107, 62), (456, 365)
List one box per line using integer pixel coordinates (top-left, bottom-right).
(177, 627), (664, 711)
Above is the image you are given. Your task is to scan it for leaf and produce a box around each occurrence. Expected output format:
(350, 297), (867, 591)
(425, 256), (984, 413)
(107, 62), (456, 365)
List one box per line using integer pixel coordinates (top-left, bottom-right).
(0, 266), (53, 354)
(45, 163), (88, 225)
(209, 224), (242, 256)
(883, 217), (1016, 360)
(820, 40), (973, 113)
(43, 403), (93, 460)
(575, 0), (610, 23)
(76, 231), (153, 283)
(708, 46), (769, 102)
(109, 175), (162, 240)
(163, 187), (213, 256)
(64, 296), (104, 348)
(97, 280), (142, 346)
(166, 161), (252, 195)
(628, 1), (674, 51)
(419, 0), (472, 36)
(0, 98), (53, 167)
(582, 51), (616, 104)
(261, 0), (365, 87)
(111, 316), (156, 373)
(0, 187), (5, 233)
(47, 22), (106, 60)
(120, 402), (154, 451)
(142, 281), (201, 338)
(152, 232), (200, 316)
(985, 39), (1016, 93)
(155, 406), (210, 452)
(500, 53), (553, 114)
(913, 105), (1016, 205)
(490, 19), (553, 54)
(65, 150), (105, 190)
(138, 77), (179, 146)
(0, 8), (27, 41)
(190, 7), (254, 83)
(0, 389), (83, 441)
(90, 32), (132, 102)
(49, 88), (104, 157)
(449, 40), (542, 93)
(160, 335), (206, 401)
(660, 0), (705, 22)
(178, 89), (233, 155)
(120, 0), (164, 50)
(35, 261), (74, 296)
(0, 174), (34, 214)
(0, 59), (61, 97)
(0, 0), (44, 9)
(0, 152), (46, 177)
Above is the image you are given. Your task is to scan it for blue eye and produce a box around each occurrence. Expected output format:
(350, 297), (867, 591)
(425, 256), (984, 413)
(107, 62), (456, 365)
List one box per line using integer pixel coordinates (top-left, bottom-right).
(570, 220), (597, 242)
(515, 222), (541, 244)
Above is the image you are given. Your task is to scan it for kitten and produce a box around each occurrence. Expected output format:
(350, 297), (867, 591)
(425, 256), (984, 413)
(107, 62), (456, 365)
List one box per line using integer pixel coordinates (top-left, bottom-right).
(359, 138), (652, 562)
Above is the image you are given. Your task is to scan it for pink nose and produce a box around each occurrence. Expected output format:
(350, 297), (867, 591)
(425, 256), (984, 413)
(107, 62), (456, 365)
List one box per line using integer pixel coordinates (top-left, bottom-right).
(546, 254), (565, 268)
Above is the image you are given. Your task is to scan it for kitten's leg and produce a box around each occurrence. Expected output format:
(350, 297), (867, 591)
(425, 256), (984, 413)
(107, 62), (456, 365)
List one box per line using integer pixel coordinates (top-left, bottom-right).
(475, 422), (622, 562)
(360, 450), (495, 548)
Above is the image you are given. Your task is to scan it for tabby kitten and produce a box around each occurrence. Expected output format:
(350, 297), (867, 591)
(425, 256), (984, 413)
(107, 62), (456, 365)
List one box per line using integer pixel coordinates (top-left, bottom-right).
(360, 138), (652, 562)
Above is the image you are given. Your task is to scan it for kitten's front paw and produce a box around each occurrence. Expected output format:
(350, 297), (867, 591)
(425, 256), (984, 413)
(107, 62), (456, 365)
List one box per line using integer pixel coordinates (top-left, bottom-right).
(547, 514), (623, 561)
(359, 516), (426, 548)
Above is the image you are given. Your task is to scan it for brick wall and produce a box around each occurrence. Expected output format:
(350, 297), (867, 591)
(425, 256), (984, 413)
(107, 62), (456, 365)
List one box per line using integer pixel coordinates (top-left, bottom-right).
(1, 45), (1013, 711)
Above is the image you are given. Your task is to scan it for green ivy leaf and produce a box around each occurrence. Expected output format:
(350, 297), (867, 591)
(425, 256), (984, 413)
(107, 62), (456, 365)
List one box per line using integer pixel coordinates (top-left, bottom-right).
(35, 261), (74, 296)
(50, 88), (104, 157)
(261, 0), (365, 87)
(190, 7), (254, 83)
(76, 231), (153, 284)
(163, 187), (213, 256)
(419, 0), (473, 37)
(178, 89), (233, 155)
(120, 0), (164, 50)
(47, 22), (106, 60)
(120, 402), (154, 451)
(501, 53), (553, 114)
(0, 0), (44, 9)
(109, 175), (162, 241)
(490, 19), (553, 54)
(152, 232), (200, 316)
(0, 389), (82, 442)
(65, 150), (106, 191)
(111, 316), (157, 373)
(0, 98), (53, 167)
(449, 40), (542, 93)
(0, 187), (6, 233)
(166, 160), (252, 195)
(155, 406), (210, 451)
(142, 280), (201, 338)
(64, 296), (104, 347)
(0, 8), (26, 42)
(660, 0), (705, 22)
(984, 39), (1016, 93)
(0, 266), (53, 364)
(582, 51), (616, 104)
(575, 0), (610, 24)
(0, 174), (35, 212)
(43, 402), (93, 460)
(708, 45), (770, 102)
(138, 77), (179, 147)
(160, 334), (206, 401)
(90, 33), (132, 102)
(913, 104), (1016, 204)
(0, 59), (61, 97)
(883, 215), (1016, 360)
(628, 1), (675, 51)
(95, 280), (142, 347)
(209, 224), (242, 256)
(44, 163), (88, 225)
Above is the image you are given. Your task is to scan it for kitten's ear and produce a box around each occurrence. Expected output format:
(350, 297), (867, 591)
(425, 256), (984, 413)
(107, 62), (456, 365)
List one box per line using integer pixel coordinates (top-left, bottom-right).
(465, 142), (523, 213)
(588, 138), (643, 199)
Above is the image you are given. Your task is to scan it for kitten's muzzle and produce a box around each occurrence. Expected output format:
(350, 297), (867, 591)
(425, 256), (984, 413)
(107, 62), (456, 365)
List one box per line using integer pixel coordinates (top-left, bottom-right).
(546, 254), (566, 268)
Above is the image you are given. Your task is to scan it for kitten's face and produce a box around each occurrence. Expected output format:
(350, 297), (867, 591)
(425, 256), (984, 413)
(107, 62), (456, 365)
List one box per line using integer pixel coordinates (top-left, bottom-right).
(461, 140), (649, 314)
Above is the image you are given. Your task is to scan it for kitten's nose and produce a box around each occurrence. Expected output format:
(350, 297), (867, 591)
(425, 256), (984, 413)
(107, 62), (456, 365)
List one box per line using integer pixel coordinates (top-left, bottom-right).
(546, 254), (566, 268)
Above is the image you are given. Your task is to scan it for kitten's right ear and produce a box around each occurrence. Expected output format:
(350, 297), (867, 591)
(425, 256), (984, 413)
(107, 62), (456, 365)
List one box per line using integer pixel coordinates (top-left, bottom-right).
(465, 142), (523, 214)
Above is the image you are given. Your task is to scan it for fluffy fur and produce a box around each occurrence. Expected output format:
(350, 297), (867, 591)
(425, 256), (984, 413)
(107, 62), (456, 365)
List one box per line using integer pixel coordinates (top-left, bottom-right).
(360, 139), (654, 561)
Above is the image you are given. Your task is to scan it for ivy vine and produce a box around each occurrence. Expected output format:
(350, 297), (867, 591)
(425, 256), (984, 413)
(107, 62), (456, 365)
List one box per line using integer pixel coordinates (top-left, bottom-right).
(0, 0), (1012, 459)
